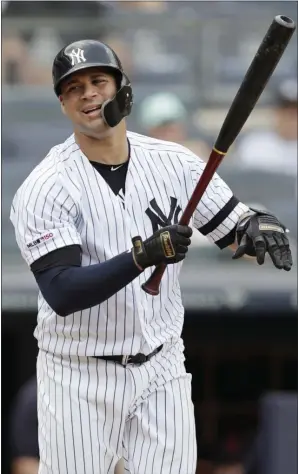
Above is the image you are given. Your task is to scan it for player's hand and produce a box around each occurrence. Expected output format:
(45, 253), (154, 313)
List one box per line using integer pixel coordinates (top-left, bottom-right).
(232, 209), (292, 271)
(131, 224), (193, 270)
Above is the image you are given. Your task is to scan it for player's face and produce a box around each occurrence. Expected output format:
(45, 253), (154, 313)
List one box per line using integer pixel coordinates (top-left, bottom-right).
(59, 68), (117, 136)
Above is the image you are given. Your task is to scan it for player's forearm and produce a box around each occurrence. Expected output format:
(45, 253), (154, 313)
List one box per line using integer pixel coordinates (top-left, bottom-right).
(34, 251), (142, 317)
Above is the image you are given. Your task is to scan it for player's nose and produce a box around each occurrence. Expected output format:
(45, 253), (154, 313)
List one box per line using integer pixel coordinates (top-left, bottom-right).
(81, 83), (99, 100)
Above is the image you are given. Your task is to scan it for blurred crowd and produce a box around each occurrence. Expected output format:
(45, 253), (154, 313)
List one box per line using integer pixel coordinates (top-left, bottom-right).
(2, 1), (297, 170)
(2, 2), (297, 474)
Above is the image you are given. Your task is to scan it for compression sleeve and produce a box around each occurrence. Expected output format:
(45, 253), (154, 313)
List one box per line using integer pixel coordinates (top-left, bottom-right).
(32, 248), (142, 317)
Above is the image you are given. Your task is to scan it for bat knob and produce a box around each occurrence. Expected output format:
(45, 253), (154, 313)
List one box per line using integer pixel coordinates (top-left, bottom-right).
(275, 15), (296, 29)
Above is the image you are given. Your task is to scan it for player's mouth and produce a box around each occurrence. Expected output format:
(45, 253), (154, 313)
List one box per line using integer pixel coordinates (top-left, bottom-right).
(82, 105), (102, 118)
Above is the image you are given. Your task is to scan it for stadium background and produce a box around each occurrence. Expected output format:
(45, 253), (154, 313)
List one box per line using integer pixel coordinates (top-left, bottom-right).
(2, 2), (297, 474)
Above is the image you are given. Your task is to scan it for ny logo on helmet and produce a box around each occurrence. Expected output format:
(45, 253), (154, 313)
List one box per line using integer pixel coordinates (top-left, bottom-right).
(68, 48), (86, 66)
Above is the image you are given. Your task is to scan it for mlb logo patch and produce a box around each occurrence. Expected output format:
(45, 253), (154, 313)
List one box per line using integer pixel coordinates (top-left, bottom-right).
(27, 232), (54, 249)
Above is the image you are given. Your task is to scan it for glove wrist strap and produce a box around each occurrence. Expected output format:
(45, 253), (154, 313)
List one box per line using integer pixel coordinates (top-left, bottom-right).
(131, 236), (147, 270)
(237, 209), (256, 226)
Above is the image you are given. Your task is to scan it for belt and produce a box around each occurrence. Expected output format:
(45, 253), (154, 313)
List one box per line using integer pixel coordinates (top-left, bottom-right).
(93, 345), (163, 366)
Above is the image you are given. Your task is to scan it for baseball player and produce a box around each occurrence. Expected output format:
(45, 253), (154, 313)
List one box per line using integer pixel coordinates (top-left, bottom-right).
(10, 40), (292, 474)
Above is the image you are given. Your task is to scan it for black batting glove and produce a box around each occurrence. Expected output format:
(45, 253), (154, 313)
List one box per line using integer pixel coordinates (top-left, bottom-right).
(131, 224), (193, 270)
(232, 209), (293, 271)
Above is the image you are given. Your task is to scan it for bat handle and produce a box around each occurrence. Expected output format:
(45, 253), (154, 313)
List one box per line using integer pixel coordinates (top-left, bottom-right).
(141, 210), (192, 295)
(141, 263), (167, 295)
(142, 149), (226, 295)
(142, 200), (200, 295)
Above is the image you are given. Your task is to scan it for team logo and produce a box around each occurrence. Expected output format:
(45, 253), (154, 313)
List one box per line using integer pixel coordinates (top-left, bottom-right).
(68, 48), (86, 66)
(145, 197), (182, 233)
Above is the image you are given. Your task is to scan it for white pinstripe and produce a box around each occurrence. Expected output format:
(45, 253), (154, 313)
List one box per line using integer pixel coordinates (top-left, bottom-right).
(11, 131), (249, 474)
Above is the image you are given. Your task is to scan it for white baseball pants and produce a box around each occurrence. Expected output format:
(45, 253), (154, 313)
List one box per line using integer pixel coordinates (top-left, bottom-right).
(37, 340), (197, 474)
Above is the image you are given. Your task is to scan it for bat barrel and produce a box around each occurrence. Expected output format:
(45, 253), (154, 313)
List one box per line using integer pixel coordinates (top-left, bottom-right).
(142, 14), (296, 297)
(214, 14), (296, 154)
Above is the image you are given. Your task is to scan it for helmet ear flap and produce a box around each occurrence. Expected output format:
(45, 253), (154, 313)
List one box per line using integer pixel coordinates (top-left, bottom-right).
(101, 85), (133, 128)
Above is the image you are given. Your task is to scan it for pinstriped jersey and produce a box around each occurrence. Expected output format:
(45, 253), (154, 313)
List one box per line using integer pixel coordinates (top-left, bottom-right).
(10, 131), (249, 357)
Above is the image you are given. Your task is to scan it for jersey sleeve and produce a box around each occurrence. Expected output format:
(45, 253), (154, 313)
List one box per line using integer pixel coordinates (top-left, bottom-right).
(10, 170), (82, 266)
(186, 152), (250, 249)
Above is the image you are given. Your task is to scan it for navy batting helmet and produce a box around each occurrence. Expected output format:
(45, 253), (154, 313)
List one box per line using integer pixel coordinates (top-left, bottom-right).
(52, 39), (133, 127)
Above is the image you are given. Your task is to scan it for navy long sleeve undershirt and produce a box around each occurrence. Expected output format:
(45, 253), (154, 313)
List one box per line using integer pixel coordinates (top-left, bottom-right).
(32, 247), (142, 317)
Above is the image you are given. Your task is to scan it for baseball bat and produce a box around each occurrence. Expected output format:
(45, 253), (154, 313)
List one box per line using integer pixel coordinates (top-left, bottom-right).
(142, 14), (296, 296)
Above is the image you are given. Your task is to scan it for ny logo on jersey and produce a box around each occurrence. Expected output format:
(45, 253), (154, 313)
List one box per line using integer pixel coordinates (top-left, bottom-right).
(146, 197), (182, 233)
(68, 48), (86, 66)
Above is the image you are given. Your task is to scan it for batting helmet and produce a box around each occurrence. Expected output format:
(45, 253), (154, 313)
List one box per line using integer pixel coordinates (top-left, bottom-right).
(52, 39), (133, 127)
